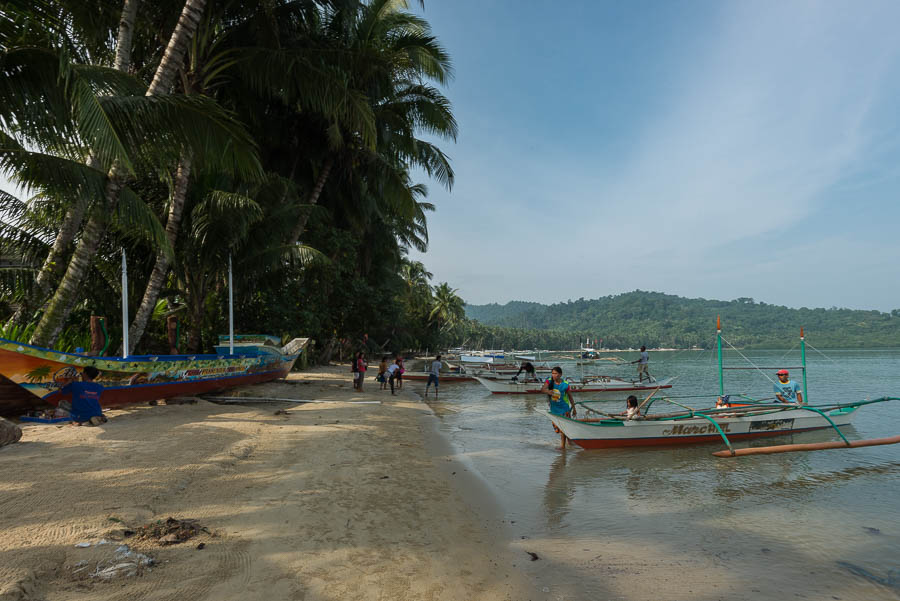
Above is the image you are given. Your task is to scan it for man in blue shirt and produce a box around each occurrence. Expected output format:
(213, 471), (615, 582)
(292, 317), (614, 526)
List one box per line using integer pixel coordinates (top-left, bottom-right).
(773, 369), (803, 404)
(631, 346), (651, 382)
(60, 366), (107, 425)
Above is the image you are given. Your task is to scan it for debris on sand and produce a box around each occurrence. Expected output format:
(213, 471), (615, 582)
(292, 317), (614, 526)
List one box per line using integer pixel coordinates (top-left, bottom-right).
(134, 517), (208, 545)
(90, 545), (155, 580)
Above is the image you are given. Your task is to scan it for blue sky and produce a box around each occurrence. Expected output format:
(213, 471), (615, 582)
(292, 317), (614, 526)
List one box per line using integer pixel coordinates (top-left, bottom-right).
(409, 0), (900, 312)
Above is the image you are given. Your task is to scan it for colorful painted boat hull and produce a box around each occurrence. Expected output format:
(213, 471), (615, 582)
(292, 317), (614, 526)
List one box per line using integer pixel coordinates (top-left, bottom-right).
(542, 406), (857, 449)
(474, 376), (674, 399)
(0, 336), (303, 415)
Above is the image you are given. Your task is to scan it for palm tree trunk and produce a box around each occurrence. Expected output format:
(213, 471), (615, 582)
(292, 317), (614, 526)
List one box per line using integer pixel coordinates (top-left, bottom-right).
(113, 0), (141, 72)
(287, 158), (333, 246)
(30, 175), (123, 347)
(8, 197), (88, 327)
(9, 0), (141, 328)
(30, 0), (207, 349)
(124, 156), (192, 354)
(147, 0), (206, 96)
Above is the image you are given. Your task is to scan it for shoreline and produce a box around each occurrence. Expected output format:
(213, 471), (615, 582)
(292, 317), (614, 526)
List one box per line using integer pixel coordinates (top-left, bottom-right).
(0, 365), (540, 600)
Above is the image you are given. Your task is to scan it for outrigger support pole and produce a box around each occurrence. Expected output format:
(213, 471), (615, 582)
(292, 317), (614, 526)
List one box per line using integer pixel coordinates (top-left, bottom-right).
(800, 327), (808, 404)
(694, 411), (735, 455)
(788, 405), (851, 446)
(717, 316), (724, 397)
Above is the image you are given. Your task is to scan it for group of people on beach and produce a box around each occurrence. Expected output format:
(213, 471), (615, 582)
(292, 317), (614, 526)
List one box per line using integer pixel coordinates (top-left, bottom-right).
(352, 352), (414, 396)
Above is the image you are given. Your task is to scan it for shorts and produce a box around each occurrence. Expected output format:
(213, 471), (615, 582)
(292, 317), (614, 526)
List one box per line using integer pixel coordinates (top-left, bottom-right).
(637, 363), (648, 374)
(426, 374), (439, 387)
(353, 372), (362, 381)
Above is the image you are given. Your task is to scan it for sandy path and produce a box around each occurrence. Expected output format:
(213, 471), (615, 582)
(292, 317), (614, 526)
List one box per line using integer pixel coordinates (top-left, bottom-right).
(0, 366), (538, 601)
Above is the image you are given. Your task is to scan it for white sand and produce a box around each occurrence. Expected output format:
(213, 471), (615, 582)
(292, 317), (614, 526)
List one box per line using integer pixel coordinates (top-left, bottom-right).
(0, 366), (538, 601)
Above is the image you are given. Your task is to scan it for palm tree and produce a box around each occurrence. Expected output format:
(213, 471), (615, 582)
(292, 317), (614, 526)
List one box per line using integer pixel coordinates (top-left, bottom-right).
(284, 0), (457, 247)
(429, 282), (464, 331)
(30, 0), (259, 348)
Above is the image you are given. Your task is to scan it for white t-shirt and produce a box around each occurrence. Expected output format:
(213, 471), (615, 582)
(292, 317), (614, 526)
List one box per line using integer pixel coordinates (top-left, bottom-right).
(430, 361), (441, 376)
(387, 363), (399, 375)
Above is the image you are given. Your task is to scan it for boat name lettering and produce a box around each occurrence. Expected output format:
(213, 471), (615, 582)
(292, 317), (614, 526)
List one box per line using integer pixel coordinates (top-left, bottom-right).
(662, 423), (731, 436)
(748, 418), (794, 432)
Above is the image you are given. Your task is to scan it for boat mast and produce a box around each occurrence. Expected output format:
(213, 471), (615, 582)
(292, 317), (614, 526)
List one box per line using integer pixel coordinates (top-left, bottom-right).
(717, 315), (723, 396)
(800, 327), (807, 403)
(121, 249), (129, 358)
(228, 254), (234, 355)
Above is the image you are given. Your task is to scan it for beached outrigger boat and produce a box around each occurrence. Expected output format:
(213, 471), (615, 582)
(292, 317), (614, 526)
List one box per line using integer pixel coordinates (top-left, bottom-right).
(475, 375), (674, 399)
(541, 319), (900, 455)
(0, 334), (306, 416)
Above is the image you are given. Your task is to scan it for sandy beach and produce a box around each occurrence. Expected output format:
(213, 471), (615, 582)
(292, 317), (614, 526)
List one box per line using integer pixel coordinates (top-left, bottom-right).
(0, 366), (537, 601)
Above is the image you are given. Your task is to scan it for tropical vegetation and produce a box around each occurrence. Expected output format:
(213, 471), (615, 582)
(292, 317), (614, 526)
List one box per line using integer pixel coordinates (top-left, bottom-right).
(0, 0), (467, 359)
(466, 291), (900, 349)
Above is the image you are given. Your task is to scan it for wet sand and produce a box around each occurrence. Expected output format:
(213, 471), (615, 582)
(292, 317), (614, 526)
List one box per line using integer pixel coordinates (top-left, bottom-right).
(0, 365), (538, 601)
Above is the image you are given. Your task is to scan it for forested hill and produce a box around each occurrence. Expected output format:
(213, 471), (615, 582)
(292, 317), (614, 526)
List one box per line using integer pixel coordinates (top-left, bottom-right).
(465, 291), (900, 348)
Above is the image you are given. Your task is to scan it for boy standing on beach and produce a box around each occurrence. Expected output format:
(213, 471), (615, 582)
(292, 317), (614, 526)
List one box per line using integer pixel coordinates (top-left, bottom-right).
(425, 355), (442, 398)
(377, 356), (388, 390)
(60, 366), (108, 426)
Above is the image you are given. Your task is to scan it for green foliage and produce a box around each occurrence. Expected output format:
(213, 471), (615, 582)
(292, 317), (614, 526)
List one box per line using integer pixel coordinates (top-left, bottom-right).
(465, 291), (900, 349)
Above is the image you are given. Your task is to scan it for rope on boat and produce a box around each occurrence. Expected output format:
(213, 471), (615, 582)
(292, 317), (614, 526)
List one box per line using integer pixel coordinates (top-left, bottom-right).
(777, 340), (798, 362)
(720, 335), (778, 386)
(804, 340), (837, 363)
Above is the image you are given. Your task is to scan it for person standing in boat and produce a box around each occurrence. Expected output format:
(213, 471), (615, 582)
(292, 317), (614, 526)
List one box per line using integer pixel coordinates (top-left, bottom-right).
(541, 366), (576, 417)
(774, 369), (803, 404)
(425, 355), (442, 398)
(512, 361), (538, 382)
(631, 346), (651, 382)
(59, 366), (108, 426)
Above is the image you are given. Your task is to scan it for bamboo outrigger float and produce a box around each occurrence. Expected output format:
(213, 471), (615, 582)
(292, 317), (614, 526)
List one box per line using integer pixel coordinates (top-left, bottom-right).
(542, 318), (900, 455)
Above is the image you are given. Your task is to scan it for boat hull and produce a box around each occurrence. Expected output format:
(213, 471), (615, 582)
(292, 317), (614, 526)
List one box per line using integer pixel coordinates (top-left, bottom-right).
(475, 376), (673, 399)
(396, 372), (476, 382)
(0, 337), (301, 415)
(543, 407), (857, 449)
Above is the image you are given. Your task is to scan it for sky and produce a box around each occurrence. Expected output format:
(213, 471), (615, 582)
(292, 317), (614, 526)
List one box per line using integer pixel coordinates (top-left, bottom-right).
(408, 0), (900, 312)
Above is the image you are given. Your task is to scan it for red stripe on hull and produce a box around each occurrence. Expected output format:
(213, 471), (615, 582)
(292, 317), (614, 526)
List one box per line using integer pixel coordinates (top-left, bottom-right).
(490, 385), (673, 395)
(44, 369), (291, 409)
(571, 425), (835, 449)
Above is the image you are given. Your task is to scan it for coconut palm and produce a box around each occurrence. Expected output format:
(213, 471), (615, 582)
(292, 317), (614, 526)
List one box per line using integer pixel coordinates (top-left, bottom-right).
(429, 282), (464, 330)
(30, 0), (267, 348)
(284, 0), (457, 247)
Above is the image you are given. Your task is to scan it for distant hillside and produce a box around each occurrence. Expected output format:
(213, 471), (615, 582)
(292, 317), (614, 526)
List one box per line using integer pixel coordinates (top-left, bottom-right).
(464, 300), (545, 325)
(464, 291), (900, 348)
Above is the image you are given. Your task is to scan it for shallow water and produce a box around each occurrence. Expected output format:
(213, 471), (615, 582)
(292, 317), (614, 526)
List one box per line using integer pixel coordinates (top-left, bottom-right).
(425, 349), (900, 600)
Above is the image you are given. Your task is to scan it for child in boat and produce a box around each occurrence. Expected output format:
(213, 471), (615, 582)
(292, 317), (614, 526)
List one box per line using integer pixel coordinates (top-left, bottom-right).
(59, 366), (108, 426)
(621, 395), (640, 420)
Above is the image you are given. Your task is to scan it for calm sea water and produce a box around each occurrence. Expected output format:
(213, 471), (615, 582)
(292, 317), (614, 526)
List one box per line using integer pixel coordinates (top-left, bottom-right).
(424, 349), (900, 601)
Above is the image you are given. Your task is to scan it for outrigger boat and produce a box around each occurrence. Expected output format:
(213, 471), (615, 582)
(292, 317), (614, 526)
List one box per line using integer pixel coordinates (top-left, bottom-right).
(542, 318), (900, 456)
(0, 334), (305, 416)
(0, 252), (305, 416)
(475, 375), (674, 400)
